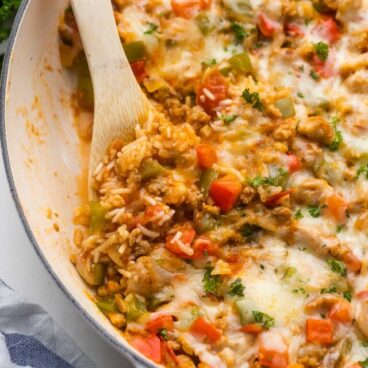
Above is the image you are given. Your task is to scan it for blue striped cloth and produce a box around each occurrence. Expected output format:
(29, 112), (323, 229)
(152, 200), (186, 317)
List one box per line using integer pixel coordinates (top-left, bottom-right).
(0, 280), (95, 368)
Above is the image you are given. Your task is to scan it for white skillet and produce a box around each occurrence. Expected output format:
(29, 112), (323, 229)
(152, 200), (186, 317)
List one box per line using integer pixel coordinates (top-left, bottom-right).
(0, 0), (154, 366)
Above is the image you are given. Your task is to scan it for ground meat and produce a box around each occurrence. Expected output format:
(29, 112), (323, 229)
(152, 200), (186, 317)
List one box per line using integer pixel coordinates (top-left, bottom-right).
(240, 186), (256, 205)
(126, 256), (171, 297)
(131, 239), (152, 258)
(272, 118), (297, 143)
(298, 116), (334, 145)
(164, 97), (190, 123)
(187, 105), (211, 129)
(292, 178), (332, 206)
(292, 137), (323, 171)
(116, 137), (152, 177)
(272, 206), (292, 223)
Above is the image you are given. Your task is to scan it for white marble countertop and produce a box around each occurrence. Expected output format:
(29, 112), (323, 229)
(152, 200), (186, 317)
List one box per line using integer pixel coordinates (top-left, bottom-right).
(0, 151), (134, 368)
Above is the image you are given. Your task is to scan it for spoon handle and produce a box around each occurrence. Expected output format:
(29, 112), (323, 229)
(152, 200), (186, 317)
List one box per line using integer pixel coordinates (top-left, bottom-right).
(70, 0), (148, 187)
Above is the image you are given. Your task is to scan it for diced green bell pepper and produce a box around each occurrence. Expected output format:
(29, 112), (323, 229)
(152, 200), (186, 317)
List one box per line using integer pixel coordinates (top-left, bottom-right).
(91, 263), (106, 286)
(123, 41), (146, 63)
(125, 293), (147, 321)
(229, 53), (252, 73)
(195, 13), (214, 35)
(220, 67), (232, 76)
(140, 159), (165, 181)
(223, 0), (254, 22)
(89, 201), (106, 234)
(275, 97), (295, 118)
(96, 296), (119, 313)
(74, 56), (94, 110)
(194, 213), (217, 234)
(234, 299), (255, 325)
(200, 169), (218, 196)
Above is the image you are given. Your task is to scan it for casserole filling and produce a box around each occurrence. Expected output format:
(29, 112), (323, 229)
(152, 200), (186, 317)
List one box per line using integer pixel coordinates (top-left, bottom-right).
(60, 1), (368, 367)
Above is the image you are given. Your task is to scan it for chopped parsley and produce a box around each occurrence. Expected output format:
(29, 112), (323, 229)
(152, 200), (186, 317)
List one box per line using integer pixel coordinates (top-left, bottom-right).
(242, 89), (264, 112)
(343, 290), (352, 302)
(201, 58), (217, 69)
(228, 278), (245, 297)
(321, 285), (337, 294)
(203, 267), (221, 295)
(329, 117), (343, 152)
(356, 164), (368, 179)
(308, 205), (323, 218)
(297, 92), (305, 98)
(158, 328), (168, 340)
(327, 258), (347, 277)
(360, 359), (368, 368)
(230, 22), (246, 44)
(252, 311), (275, 329)
(221, 114), (238, 124)
(294, 209), (304, 219)
(242, 224), (261, 238)
(336, 224), (345, 233)
(314, 41), (329, 61)
(310, 70), (320, 81)
(249, 168), (288, 188)
(144, 22), (159, 35)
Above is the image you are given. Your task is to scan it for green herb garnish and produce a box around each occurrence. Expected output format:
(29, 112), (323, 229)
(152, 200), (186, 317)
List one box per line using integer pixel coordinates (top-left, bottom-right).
(294, 209), (304, 219)
(242, 88), (264, 112)
(221, 114), (238, 124)
(310, 70), (320, 81)
(357, 164), (368, 179)
(228, 278), (245, 297)
(321, 285), (337, 294)
(203, 267), (221, 295)
(242, 224), (261, 238)
(230, 22), (247, 44)
(360, 359), (368, 368)
(308, 205), (324, 218)
(158, 328), (168, 340)
(329, 116), (343, 152)
(248, 168), (288, 188)
(327, 258), (347, 276)
(144, 22), (159, 35)
(252, 311), (275, 329)
(343, 291), (352, 302)
(336, 224), (345, 233)
(314, 41), (329, 61)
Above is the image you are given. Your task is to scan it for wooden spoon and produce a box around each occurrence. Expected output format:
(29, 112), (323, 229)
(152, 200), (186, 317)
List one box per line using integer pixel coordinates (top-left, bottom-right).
(70, 0), (149, 198)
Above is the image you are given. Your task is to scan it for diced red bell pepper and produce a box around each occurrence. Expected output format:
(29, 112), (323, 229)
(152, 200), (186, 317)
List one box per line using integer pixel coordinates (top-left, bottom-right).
(316, 17), (341, 44)
(285, 23), (304, 37)
(130, 60), (148, 83)
(257, 13), (280, 37)
(328, 300), (352, 324)
(165, 228), (196, 258)
(287, 154), (301, 173)
(259, 332), (289, 368)
(190, 317), (222, 342)
(171, 0), (211, 19)
(190, 236), (219, 259)
(342, 250), (362, 273)
(197, 70), (228, 113)
(130, 335), (162, 363)
(209, 175), (242, 212)
(265, 190), (292, 207)
(312, 54), (335, 79)
(306, 318), (334, 345)
(357, 290), (368, 300)
(196, 144), (217, 169)
(146, 315), (174, 334)
(240, 323), (264, 335)
(327, 194), (348, 224)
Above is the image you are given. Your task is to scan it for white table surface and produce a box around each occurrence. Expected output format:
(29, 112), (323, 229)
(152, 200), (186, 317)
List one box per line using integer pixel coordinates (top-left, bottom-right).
(0, 149), (134, 368)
